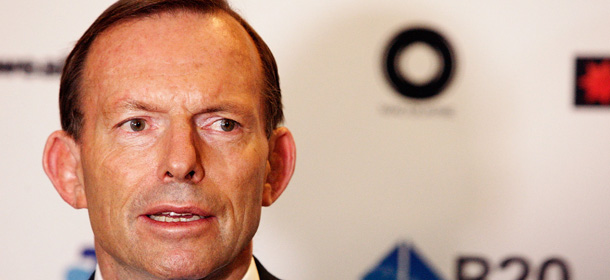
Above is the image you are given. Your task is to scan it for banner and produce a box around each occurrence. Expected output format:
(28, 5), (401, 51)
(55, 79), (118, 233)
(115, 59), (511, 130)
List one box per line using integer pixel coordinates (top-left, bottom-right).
(2, 1), (609, 279)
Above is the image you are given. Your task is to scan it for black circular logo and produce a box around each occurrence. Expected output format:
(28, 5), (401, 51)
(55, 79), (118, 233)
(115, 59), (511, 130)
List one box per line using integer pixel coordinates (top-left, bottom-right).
(384, 27), (455, 99)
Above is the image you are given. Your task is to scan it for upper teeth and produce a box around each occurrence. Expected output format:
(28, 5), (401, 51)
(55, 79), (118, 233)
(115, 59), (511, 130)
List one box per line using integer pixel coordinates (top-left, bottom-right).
(149, 212), (203, 222)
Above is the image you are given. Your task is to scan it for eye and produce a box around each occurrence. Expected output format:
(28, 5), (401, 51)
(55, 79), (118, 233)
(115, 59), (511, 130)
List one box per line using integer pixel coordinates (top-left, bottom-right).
(215, 119), (238, 132)
(120, 118), (147, 132)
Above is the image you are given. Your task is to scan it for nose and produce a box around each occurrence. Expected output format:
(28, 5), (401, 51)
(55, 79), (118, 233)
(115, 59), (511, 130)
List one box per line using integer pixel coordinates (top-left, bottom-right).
(159, 121), (204, 184)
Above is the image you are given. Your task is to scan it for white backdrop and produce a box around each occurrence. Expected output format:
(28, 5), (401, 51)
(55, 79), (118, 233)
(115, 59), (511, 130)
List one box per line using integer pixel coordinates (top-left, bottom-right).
(2, 0), (610, 279)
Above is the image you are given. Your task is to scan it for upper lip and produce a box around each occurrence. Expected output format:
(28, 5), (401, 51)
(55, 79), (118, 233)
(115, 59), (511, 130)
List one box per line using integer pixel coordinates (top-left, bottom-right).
(143, 204), (212, 217)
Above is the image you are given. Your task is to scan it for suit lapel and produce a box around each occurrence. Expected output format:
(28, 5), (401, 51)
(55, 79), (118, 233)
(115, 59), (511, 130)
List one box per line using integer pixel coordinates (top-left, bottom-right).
(254, 257), (280, 280)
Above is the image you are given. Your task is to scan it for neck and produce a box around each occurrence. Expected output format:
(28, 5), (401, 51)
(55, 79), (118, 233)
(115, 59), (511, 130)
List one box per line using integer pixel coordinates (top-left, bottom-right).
(95, 242), (254, 280)
(203, 242), (253, 280)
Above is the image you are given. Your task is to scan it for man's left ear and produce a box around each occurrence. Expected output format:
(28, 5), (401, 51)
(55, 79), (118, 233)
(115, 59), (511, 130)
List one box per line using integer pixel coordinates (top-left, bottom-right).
(263, 127), (296, 206)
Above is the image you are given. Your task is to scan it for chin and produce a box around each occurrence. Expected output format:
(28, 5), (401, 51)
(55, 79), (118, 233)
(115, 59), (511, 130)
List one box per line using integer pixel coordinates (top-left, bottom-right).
(149, 252), (217, 279)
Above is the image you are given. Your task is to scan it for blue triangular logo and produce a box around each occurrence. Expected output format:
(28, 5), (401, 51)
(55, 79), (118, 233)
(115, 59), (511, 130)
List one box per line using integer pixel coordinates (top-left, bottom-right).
(363, 243), (445, 280)
(363, 246), (400, 280)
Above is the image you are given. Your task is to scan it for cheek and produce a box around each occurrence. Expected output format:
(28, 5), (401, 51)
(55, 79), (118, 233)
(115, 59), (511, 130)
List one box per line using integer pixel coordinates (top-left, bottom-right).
(81, 141), (156, 220)
(212, 142), (268, 216)
(219, 143), (267, 190)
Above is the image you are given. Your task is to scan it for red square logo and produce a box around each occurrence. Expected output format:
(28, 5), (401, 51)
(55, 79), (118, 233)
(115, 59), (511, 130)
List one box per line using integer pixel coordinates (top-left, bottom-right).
(576, 58), (610, 106)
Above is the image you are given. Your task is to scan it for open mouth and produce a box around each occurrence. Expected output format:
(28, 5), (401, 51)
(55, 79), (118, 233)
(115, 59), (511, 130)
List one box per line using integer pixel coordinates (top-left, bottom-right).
(148, 212), (205, 223)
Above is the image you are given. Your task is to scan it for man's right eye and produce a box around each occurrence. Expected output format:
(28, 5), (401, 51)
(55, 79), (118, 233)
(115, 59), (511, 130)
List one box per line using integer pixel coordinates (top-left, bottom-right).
(120, 119), (147, 132)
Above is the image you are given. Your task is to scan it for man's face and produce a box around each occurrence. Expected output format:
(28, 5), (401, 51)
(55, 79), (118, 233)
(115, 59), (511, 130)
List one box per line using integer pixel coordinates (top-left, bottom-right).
(78, 11), (269, 278)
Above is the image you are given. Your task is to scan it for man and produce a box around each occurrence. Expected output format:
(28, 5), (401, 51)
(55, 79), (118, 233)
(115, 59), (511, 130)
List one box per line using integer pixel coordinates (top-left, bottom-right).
(42, 0), (296, 279)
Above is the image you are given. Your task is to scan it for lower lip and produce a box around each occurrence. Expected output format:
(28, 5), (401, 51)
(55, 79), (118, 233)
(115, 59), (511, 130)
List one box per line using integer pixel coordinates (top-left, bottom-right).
(138, 215), (216, 237)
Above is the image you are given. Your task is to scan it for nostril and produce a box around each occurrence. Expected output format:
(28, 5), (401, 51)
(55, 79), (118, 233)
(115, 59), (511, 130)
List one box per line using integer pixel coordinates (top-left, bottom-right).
(166, 171), (174, 178)
(186, 170), (195, 179)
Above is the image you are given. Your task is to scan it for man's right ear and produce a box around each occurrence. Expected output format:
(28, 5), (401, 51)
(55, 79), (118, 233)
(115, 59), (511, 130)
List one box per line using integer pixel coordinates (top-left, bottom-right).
(42, 130), (87, 209)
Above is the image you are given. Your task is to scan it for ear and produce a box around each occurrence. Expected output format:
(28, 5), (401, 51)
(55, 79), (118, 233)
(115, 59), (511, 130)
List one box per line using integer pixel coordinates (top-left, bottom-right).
(262, 127), (296, 207)
(42, 130), (87, 209)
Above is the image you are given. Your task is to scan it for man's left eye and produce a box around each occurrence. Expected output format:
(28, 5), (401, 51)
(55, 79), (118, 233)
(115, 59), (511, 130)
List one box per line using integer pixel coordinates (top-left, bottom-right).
(216, 119), (238, 132)
(129, 119), (146, 131)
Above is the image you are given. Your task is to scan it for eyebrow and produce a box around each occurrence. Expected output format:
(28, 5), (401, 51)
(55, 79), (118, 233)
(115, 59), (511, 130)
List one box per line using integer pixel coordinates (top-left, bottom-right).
(115, 99), (257, 119)
(198, 104), (253, 116)
(117, 100), (164, 113)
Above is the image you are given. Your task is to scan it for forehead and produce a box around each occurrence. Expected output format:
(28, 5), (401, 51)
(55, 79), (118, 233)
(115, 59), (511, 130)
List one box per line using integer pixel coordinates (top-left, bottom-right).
(81, 10), (263, 105)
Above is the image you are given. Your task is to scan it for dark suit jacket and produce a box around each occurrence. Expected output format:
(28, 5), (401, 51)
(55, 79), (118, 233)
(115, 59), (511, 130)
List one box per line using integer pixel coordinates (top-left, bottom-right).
(88, 257), (280, 280)
(254, 257), (280, 280)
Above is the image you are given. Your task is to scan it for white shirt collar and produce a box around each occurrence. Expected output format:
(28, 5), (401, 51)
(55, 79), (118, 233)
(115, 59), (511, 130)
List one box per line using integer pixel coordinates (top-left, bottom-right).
(243, 257), (260, 280)
(95, 257), (259, 280)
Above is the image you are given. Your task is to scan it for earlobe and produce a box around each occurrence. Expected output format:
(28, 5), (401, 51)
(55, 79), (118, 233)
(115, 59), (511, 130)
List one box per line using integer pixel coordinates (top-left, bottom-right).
(262, 127), (296, 207)
(42, 130), (87, 209)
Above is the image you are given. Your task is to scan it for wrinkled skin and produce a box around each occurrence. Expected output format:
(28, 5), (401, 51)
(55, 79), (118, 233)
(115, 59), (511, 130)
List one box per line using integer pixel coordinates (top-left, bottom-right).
(45, 10), (290, 279)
